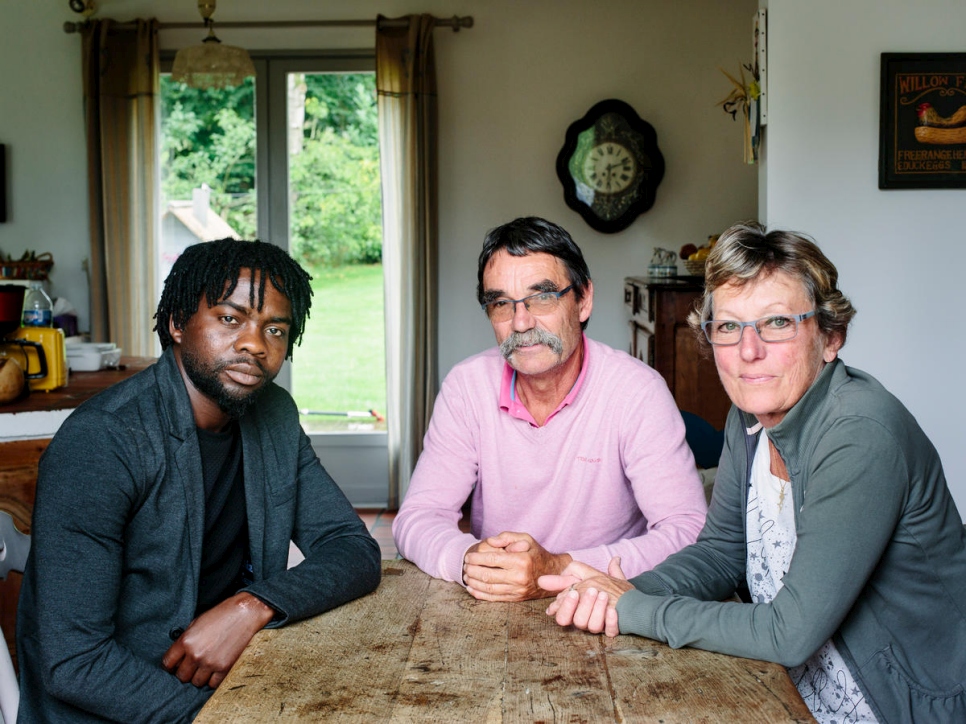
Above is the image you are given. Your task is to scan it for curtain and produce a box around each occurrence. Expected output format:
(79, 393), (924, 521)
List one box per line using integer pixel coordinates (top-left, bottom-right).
(376, 15), (439, 508)
(81, 19), (159, 356)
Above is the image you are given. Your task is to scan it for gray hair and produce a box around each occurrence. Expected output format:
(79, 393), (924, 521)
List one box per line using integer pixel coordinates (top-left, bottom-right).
(687, 221), (856, 348)
(477, 216), (592, 330)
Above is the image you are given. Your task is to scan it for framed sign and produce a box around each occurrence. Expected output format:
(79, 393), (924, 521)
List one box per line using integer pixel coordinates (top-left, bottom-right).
(879, 53), (966, 189)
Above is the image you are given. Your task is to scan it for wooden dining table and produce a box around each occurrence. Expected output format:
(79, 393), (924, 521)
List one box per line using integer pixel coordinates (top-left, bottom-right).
(195, 560), (814, 723)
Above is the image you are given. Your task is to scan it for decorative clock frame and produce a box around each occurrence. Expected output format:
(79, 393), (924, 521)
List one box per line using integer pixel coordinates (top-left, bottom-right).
(555, 99), (665, 234)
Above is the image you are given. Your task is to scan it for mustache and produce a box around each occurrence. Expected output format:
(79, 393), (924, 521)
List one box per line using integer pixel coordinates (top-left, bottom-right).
(222, 356), (270, 376)
(500, 328), (564, 359)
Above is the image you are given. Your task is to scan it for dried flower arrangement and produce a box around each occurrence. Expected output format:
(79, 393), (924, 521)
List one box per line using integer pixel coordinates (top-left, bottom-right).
(717, 63), (762, 164)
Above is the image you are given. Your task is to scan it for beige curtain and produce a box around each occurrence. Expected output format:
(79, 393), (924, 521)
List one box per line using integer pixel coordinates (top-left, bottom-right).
(376, 15), (439, 508)
(81, 19), (159, 356)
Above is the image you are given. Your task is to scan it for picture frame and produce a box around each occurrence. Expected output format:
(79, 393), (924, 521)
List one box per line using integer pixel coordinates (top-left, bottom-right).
(754, 8), (767, 126)
(0, 144), (7, 223)
(879, 53), (966, 189)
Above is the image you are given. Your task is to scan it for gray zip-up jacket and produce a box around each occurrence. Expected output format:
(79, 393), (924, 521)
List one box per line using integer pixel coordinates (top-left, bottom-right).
(616, 359), (966, 723)
(18, 348), (382, 723)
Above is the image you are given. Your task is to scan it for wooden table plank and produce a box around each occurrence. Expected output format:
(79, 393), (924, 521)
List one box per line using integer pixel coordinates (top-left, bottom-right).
(194, 564), (432, 722)
(196, 561), (815, 723)
(503, 602), (616, 722)
(604, 636), (813, 722)
(389, 572), (509, 720)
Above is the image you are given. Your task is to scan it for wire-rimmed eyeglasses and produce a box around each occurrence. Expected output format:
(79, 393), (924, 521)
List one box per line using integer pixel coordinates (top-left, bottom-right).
(481, 285), (574, 323)
(701, 310), (816, 346)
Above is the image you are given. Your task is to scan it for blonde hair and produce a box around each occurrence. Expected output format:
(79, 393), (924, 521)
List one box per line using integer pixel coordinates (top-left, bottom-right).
(687, 221), (856, 347)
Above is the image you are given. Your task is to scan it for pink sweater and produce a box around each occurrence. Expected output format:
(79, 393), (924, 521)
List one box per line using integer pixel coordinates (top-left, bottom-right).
(393, 337), (707, 584)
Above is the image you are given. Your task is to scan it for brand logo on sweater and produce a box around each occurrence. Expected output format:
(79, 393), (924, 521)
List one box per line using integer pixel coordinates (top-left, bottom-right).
(575, 455), (602, 463)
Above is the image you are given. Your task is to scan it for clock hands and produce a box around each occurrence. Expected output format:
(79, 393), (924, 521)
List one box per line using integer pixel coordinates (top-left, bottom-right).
(589, 158), (632, 192)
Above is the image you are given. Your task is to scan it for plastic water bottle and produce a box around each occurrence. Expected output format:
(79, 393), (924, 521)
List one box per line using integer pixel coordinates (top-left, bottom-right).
(22, 282), (53, 327)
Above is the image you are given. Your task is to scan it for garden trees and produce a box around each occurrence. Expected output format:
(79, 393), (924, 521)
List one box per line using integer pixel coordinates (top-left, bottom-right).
(160, 72), (382, 272)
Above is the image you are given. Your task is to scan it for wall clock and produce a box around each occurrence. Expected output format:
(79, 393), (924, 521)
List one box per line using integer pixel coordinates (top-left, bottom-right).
(555, 99), (665, 234)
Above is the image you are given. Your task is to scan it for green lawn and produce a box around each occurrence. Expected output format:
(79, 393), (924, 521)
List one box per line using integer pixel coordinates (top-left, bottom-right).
(292, 263), (387, 432)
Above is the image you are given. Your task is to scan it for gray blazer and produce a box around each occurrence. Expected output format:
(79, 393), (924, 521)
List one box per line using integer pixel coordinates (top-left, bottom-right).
(18, 348), (381, 723)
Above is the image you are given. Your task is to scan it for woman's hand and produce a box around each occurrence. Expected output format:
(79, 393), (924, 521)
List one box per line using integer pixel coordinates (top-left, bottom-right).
(538, 557), (633, 637)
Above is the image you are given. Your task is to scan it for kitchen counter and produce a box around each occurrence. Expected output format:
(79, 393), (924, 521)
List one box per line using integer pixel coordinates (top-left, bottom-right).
(0, 356), (155, 441)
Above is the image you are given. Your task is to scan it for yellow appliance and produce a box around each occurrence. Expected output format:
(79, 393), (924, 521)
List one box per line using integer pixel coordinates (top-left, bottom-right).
(0, 326), (68, 391)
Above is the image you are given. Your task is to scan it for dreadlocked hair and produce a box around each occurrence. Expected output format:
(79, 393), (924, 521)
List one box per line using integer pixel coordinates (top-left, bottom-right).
(154, 238), (313, 360)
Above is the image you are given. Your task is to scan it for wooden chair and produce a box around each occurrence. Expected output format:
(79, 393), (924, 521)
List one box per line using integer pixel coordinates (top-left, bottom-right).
(0, 510), (29, 724)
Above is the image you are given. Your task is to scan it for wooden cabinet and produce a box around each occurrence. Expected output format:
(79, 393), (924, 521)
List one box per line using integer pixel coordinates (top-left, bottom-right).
(625, 277), (731, 429)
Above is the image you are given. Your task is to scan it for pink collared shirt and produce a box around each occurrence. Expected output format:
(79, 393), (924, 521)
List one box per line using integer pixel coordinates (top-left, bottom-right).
(498, 340), (588, 426)
(393, 336), (708, 585)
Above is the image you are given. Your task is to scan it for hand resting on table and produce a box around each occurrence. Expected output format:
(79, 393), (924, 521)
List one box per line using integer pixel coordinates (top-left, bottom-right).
(162, 591), (276, 689)
(463, 531), (574, 602)
(539, 557), (634, 638)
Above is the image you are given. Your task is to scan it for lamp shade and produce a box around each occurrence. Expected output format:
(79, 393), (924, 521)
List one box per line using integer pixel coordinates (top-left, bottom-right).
(171, 39), (255, 89)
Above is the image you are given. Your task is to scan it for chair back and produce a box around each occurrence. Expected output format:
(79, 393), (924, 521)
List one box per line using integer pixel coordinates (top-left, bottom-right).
(0, 511), (29, 581)
(0, 510), (29, 724)
(680, 410), (724, 469)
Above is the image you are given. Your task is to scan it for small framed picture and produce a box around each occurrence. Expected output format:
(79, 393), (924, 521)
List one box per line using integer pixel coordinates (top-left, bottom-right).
(0, 144), (7, 223)
(879, 53), (966, 189)
(753, 9), (767, 126)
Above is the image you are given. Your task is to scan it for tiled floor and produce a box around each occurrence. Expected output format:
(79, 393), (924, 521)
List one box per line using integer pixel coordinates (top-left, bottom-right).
(357, 508), (399, 560)
(287, 508), (398, 569)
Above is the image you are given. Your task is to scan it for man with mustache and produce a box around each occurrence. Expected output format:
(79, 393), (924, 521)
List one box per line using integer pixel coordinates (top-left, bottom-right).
(18, 239), (381, 723)
(393, 217), (707, 601)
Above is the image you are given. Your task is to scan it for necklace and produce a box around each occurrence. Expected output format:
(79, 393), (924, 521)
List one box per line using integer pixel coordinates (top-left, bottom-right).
(768, 438), (790, 513)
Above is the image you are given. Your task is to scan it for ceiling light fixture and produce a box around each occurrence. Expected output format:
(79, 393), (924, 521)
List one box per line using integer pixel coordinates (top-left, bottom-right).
(171, 0), (254, 90)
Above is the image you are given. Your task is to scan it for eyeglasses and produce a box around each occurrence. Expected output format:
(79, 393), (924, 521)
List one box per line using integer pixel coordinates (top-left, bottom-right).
(701, 310), (816, 346)
(481, 285), (574, 323)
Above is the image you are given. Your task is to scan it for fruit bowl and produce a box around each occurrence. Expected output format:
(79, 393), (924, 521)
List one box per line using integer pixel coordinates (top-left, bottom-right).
(683, 259), (706, 277)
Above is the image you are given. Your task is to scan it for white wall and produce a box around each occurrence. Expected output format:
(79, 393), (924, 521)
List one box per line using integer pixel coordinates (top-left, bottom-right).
(1, 0), (757, 364)
(1, 1), (757, 507)
(424, 0), (759, 374)
(15, 3), (957, 512)
(764, 0), (966, 511)
(0, 3), (90, 327)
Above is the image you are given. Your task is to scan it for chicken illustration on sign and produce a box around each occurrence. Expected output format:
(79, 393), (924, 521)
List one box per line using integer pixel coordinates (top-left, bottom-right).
(915, 102), (966, 145)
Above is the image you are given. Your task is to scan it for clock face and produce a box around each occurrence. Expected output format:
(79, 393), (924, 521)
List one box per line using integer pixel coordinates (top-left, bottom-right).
(582, 143), (636, 194)
(556, 99), (665, 234)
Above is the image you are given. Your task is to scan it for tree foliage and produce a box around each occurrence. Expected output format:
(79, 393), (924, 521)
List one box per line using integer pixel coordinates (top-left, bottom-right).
(160, 71), (382, 270)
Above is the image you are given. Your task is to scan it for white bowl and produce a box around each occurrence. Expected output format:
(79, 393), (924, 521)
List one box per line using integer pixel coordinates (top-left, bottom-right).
(66, 343), (122, 371)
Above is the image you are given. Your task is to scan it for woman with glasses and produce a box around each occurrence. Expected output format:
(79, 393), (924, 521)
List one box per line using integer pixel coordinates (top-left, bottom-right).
(540, 221), (966, 723)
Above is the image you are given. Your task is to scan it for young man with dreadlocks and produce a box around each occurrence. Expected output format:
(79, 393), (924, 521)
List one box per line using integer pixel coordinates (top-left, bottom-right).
(18, 239), (381, 723)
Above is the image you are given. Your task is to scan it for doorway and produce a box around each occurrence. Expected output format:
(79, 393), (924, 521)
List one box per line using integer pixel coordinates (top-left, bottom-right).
(159, 52), (389, 506)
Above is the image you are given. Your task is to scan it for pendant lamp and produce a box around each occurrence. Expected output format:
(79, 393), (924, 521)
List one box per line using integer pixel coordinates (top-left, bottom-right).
(171, 0), (254, 90)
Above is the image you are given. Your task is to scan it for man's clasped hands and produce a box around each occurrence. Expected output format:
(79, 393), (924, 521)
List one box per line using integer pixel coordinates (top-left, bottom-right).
(462, 531), (632, 638)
